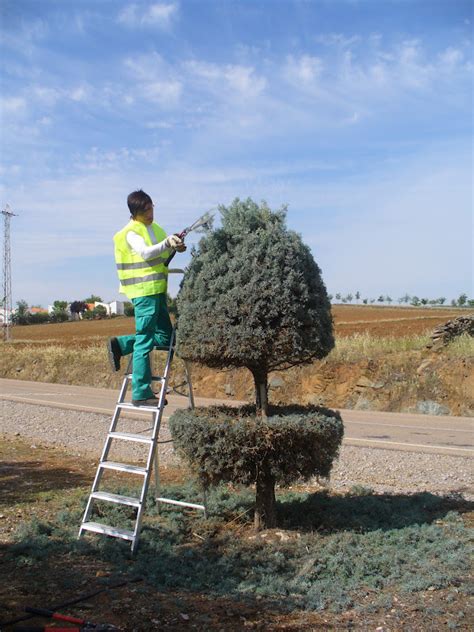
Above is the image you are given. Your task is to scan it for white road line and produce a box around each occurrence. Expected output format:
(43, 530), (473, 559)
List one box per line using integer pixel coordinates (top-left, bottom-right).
(0, 395), (172, 420)
(1, 395), (113, 415)
(345, 436), (473, 453)
(341, 420), (471, 433)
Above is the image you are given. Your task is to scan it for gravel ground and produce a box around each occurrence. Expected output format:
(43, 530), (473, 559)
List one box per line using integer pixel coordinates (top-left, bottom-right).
(1, 400), (473, 500)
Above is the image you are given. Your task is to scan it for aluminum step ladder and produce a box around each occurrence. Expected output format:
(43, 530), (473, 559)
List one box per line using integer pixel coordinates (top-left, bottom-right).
(78, 328), (205, 554)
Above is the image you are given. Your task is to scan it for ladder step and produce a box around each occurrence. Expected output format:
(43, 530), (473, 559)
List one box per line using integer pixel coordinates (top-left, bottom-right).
(156, 497), (205, 511)
(109, 431), (153, 444)
(80, 521), (135, 542)
(100, 461), (147, 475)
(117, 403), (160, 412)
(91, 491), (141, 507)
(124, 375), (163, 382)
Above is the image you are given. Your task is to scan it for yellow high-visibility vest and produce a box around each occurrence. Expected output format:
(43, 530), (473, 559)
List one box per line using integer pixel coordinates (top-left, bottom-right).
(113, 220), (169, 299)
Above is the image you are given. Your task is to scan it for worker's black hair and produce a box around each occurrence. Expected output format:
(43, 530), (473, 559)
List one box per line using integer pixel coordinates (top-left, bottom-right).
(127, 190), (153, 217)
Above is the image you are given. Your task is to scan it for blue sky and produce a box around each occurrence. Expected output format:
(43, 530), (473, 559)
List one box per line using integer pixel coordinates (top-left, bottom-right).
(0, 0), (472, 306)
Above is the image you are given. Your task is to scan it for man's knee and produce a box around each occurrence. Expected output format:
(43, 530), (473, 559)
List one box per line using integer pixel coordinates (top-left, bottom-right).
(135, 315), (155, 336)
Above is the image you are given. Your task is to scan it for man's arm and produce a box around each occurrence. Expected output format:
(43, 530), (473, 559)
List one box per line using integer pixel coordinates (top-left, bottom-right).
(126, 231), (185, 260)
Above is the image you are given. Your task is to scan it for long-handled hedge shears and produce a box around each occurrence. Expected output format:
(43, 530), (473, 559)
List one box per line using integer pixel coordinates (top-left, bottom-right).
(165, 208), (215, 266)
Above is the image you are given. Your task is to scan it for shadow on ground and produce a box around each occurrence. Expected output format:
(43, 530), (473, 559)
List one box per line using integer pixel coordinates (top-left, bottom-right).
(0, 460), (89, 504)
(277, 489), (474, 533)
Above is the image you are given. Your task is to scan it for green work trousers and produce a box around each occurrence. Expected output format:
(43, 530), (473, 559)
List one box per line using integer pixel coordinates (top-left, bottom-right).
(116, 294), (172, 401)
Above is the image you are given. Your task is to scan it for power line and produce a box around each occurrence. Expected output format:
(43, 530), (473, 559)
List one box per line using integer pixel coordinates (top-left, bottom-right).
(2, 204), (18, 341)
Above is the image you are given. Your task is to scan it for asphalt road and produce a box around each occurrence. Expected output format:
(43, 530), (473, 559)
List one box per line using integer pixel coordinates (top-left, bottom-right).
(1, 378), (473, 457)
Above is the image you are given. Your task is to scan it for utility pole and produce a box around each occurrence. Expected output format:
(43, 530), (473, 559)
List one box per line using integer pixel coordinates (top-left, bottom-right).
(2, 204), (18, 341)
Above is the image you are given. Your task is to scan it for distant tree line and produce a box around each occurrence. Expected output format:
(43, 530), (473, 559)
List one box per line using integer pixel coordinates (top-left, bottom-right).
(9, 294), (177, 326)
(328, 292), (473, 308)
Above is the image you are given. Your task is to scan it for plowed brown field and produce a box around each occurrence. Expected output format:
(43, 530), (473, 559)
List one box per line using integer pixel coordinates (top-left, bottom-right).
(8, 305), (468, 345)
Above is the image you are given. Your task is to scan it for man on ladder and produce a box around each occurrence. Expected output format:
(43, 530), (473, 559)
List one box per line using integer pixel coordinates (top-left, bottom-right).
(107, 189), (186, 406)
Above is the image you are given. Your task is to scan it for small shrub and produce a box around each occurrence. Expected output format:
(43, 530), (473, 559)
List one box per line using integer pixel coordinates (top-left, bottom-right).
(124, 302), (134, 317)
(169, 404), (344, 529)
(28, 312), (50, 325)
(93, 305), (108, 318)
(49, 310), (69, 323)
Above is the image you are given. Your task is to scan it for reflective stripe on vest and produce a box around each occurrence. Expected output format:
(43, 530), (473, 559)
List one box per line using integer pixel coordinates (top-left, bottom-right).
(113, 220), (169, 299)
(120, 272), (168, 286)
(116, 255), (168, 270)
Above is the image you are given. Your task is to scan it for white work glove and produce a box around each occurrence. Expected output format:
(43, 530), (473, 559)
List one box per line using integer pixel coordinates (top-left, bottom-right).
(165, 234), (187, 252)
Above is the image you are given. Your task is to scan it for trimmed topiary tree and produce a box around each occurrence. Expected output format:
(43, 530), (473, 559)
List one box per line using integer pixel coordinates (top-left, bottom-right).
(171, 198), (342, 529)
(176, 198), (334, 416)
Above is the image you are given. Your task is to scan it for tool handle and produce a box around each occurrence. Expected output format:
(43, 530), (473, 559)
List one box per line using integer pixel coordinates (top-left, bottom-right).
(14, 627), (82, 631)
(25, 607), (85, 624)
(165, 230), (187, 267)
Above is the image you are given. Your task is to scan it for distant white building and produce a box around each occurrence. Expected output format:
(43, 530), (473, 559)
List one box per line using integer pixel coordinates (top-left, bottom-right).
(109, 300), (124, 315)
(93, 301), (124, 316)
(0, 308), (12, 324)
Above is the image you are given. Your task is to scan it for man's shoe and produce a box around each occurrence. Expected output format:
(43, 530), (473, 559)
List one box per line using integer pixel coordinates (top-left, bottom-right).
(132, 396), (160, 407)
(131, 396), (168, 407)
(107, 337), (122, 372)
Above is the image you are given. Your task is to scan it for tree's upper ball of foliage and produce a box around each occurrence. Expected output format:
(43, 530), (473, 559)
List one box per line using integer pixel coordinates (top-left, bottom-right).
(176, 198), (334, 372)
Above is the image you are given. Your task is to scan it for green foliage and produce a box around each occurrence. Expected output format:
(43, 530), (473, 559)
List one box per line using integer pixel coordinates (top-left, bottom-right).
(7, 488), (472, 615)
(28, 311), (49, 324)
(70, 300), (88, 314)
(167, 293), (177, 316)
(12, 299), (30, 325)
(83, 294), (102, 303)
(176, 198), (334, 376)
(49, 300), (68, 323)
(93, 304), (108, 318)
(169, 404), (344, 489)
(124, 301), (134, 317)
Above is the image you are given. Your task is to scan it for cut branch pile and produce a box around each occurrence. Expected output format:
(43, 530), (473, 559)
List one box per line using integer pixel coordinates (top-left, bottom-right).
(427, 314), (474, 349)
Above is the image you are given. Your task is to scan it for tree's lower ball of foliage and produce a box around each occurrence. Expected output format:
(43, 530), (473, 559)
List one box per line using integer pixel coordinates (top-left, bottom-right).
(169, 405), (344, 488)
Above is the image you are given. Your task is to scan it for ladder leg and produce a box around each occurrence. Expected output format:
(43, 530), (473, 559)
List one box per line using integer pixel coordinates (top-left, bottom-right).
(154, 450), (160, 512)
(183, 361), (195, 410)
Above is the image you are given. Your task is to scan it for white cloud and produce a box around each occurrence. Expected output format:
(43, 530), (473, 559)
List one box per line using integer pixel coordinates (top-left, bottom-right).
(0, 96), (27, 114)
(32, 83), (93, 106)
(69, 84), (92, 102)
(186, 60), (267, 98)
(124, 53), (183, 106)
(0, 18), (48, 59)
(144, 80), (182, 106)
(280, 37), (471, 125)
(315, 33), (361, 49)
(118, 2), (178, 28)
(285, 54), (324, 85)
(33, 86), (62, 106)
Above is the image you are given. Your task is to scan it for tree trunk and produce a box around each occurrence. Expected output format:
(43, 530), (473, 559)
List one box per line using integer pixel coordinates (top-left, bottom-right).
(254, 465), (276, 530)
(252, 368), (269, 418)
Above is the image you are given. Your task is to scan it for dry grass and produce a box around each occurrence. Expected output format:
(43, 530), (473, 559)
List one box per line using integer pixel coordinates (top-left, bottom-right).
(2, 332), (472, 390)
(328, 333), (431, 362)
(445, 333), (474, 358)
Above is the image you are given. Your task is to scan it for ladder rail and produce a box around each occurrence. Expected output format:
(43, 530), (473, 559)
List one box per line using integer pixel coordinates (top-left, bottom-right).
(132, 329), (175, 553)
(80, 374), (133, 526)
